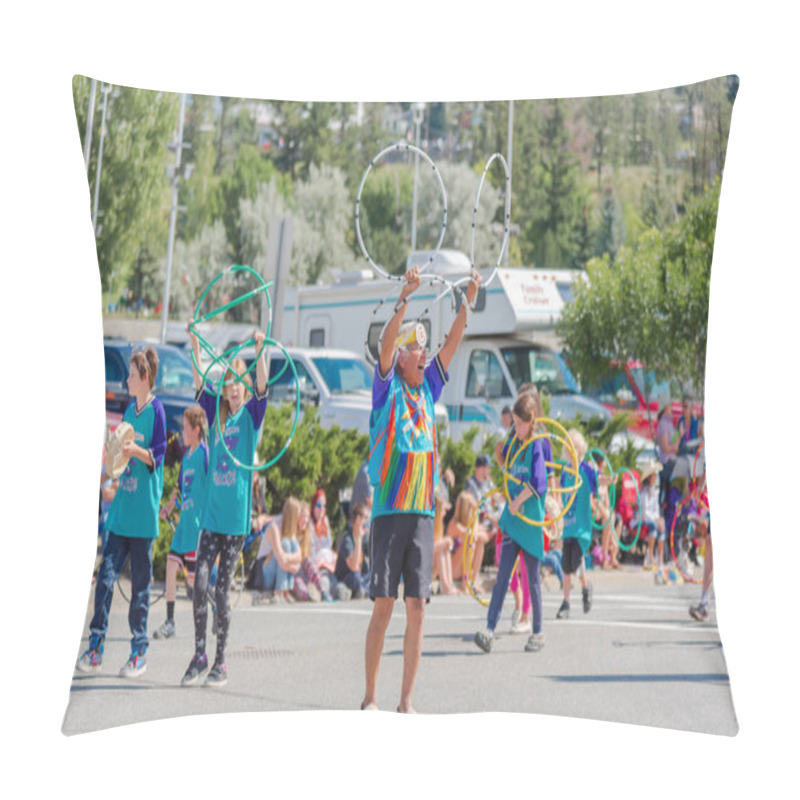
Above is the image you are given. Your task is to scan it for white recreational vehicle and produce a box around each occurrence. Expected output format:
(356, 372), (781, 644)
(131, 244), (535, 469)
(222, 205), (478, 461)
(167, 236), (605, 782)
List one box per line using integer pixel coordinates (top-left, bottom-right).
(279, 250), (610, 441)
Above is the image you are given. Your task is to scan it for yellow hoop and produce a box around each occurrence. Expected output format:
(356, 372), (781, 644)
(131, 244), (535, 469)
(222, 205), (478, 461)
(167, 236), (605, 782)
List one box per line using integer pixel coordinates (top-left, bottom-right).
(463, 488), (505, 607)
(502, 419), (581, 530)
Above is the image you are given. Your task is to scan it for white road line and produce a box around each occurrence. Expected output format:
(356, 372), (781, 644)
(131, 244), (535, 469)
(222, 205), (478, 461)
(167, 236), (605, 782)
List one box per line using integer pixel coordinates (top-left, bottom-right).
(238, 605), (717, 633)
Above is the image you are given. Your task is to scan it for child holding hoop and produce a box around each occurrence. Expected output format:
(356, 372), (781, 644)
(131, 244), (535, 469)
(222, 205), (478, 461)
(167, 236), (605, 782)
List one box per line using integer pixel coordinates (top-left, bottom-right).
(181, 329), (268, 687)
(474, 391), (548, 654)
(493, 383), (555, 634)
(153, 405), (209, 639)
(556, 430), (602, 619)
(77, 348), (167, 677)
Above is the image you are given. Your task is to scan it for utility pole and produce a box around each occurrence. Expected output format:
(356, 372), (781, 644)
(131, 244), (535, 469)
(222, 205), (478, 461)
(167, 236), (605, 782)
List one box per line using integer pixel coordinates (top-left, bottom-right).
(160, 92), (189, 345)
(506, 100), (513, 268)
(83, 79), (97, 174)
(92, 83), (113, 236)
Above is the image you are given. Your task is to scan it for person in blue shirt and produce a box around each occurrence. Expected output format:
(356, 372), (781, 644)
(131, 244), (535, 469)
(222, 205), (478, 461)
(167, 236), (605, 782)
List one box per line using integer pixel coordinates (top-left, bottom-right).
(474, 390), (548, 655)
(677, 394), (703, 449)
(556, 429), (601, 619)
(181, 329), (268, 688)
(77, 347), (167, 678)
(153, 405), (209, 640)
(361, 266), (480, 714)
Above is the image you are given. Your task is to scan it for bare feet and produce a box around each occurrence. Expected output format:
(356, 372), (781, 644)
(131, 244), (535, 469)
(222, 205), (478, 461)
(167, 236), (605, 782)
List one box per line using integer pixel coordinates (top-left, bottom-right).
(361, 701), (379, 711)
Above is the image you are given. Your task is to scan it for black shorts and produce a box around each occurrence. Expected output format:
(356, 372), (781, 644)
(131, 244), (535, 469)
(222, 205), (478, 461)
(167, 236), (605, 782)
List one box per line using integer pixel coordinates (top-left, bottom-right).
(167, 549), (197, 576)
(369, 514), (434, 600)
(561, 538), (584, 575)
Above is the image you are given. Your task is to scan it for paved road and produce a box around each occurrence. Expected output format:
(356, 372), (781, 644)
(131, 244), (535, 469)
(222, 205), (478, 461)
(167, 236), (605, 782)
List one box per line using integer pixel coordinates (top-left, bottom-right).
(62, 565), (736, 736)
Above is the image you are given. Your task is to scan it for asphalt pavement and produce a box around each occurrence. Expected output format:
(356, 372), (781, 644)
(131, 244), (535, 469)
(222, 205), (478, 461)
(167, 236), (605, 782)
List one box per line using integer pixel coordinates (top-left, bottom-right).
(62, 564), (737, 736)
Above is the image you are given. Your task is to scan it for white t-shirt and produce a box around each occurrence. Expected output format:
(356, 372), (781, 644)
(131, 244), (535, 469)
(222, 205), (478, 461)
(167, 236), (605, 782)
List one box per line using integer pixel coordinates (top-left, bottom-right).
(256, 515), (280, 560)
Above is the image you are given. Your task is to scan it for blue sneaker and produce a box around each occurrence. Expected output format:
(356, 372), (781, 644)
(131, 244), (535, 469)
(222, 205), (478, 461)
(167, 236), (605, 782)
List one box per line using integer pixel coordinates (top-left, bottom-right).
(76, 635), (104, 672)
(119, 649), (147, 678)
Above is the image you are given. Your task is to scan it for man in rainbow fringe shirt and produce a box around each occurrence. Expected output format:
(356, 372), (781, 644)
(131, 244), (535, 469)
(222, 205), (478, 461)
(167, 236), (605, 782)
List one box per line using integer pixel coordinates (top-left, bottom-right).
(361, 265), (480, 714)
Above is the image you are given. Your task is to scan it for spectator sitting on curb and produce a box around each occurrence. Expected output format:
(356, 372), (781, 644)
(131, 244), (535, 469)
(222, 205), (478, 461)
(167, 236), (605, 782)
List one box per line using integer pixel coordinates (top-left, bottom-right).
(335, 504), (370, 599)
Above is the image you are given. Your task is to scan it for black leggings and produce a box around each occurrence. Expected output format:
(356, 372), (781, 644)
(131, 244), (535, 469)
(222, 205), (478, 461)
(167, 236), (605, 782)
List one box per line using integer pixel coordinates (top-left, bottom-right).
(193, 530), (245, 665)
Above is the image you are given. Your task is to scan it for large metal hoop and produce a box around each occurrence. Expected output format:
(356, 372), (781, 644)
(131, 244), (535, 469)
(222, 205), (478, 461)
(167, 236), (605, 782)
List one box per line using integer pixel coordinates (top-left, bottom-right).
(362, 272), (463, 368)
(470, 152), (510, 290)
(355, 142), (448, 281)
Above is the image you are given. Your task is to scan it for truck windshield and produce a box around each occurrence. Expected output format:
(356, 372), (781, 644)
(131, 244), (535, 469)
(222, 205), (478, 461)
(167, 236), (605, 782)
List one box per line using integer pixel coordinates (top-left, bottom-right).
(311, 357), (372, 394)
(501, 346), (572, 395)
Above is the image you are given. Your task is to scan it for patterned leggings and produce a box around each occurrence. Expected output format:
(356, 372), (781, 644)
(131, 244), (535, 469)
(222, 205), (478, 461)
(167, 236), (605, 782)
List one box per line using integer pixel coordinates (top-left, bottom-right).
(193, 530), (245, 665)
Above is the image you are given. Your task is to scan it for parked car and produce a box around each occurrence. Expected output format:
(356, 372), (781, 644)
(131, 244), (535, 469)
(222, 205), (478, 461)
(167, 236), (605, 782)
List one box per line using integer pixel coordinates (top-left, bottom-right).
(104, 338), (199, 466)
(580, 359), (703, 441)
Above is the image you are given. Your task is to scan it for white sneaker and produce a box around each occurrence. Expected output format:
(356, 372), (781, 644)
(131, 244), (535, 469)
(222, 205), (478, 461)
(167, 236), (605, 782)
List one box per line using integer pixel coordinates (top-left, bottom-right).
(510, 615), (532, 634)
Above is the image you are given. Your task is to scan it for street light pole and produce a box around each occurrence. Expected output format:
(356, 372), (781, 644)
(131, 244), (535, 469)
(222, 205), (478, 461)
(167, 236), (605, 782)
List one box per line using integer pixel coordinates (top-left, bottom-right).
(160, 92), (188, 345)
(410, 102), (425, 253)
(83, 79), (97, 174)
(506, 99), (513, 268)
(92, 83), (112, 236)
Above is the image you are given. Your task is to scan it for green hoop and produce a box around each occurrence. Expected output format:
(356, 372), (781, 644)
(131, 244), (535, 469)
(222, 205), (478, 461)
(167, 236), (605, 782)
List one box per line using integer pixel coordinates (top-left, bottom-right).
(212, 337), (301, 473)
(189, 265), (274, 388)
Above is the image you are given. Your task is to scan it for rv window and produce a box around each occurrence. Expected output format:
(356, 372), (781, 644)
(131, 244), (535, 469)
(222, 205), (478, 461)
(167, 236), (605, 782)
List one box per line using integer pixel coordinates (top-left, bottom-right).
(466, 350), (511, 399)
(367, 319), (431, 362)
(309, 328), (325, 347)
(455, 286), (486, 313)
(501, 346), (571, 395)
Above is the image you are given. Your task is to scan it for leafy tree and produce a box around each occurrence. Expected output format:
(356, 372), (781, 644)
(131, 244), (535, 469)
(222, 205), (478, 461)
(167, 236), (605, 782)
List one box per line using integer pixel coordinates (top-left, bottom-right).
(557, 180), (721, 440)
(641, 152), (677, 231)
(182, 94), (221, 240)
(73, 78), (179, 291)
(416, 161), (504, 266)
(524, 99), (584, 269)
(213, 144), (281, 264)
(594, 187), (626, 263)
(256, 405), (369, 538)
(238, 165), (359, 287)
(168, 220), (230, 318)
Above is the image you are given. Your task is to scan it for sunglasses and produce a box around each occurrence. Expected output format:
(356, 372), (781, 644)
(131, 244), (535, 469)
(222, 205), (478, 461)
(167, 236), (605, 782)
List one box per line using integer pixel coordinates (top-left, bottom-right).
(315, 502), (326, 508)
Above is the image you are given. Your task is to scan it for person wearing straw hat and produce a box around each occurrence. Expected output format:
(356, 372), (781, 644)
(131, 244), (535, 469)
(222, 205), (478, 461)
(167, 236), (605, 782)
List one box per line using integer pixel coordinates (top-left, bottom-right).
(361, 265), (480, 713)
(639, 459), (665, 574)
(77, 347), (167, 678)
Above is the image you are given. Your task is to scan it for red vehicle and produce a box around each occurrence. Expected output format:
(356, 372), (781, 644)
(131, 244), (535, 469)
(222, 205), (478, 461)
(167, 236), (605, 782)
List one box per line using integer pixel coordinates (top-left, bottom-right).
(583, 360), (703, 442)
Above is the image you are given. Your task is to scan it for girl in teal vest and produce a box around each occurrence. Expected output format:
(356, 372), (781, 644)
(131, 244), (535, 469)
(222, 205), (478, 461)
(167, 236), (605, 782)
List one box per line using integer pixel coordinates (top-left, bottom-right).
(77, 347), (167, 678)
(557, 429), (606, 619)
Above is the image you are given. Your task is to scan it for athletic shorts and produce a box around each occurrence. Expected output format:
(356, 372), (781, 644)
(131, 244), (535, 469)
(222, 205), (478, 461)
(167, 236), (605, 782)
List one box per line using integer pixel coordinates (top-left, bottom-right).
(642, 521), (664, 542)
(369, 514), (434, 600)
(167, 549), (197, 575)
(561, 537), (584, 575)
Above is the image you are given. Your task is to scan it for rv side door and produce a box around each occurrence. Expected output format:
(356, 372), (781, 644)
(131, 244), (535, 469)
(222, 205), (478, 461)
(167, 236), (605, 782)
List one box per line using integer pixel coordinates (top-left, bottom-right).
(454, 346), (513, 429)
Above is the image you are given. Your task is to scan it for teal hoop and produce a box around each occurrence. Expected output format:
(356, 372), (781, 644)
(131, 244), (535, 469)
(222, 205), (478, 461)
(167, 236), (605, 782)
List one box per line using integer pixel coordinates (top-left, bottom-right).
(613, 467), (642, 551)
(212, 337), (301, 473)
(189, 264), (274, 387)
